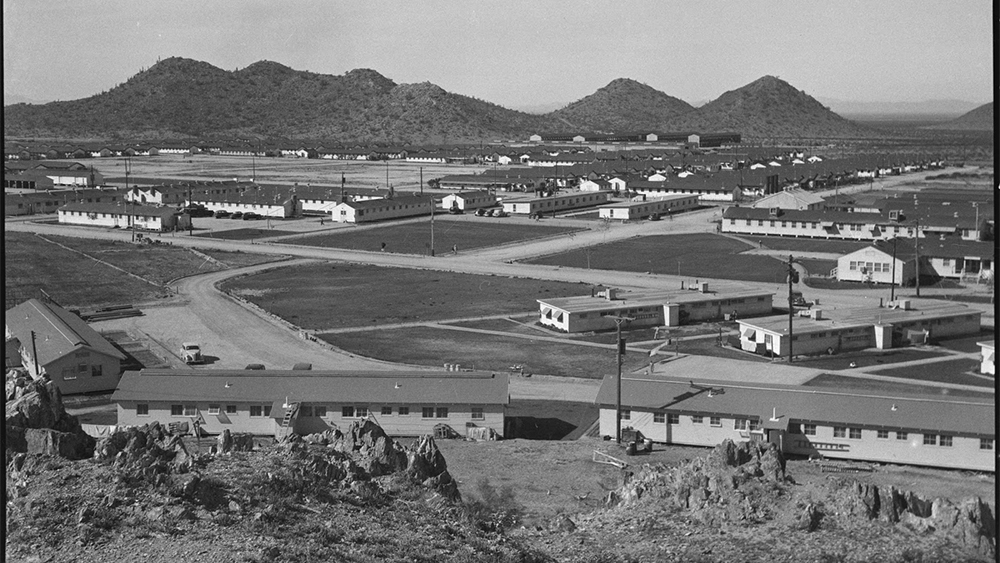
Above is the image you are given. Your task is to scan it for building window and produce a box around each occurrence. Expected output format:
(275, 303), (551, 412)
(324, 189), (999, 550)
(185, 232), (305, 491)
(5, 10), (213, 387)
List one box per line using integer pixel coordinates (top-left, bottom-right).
(653, 412), (665, 423)
(299, 405), (314, 417)
(314, 406), (327, 418)
(398, 406), (409, 416)
(710, 417), (721, 427)
(980, 439), (993, 450)
(78, 363), (88, 373)
(436, 407), (449, 418)
(877, 430), (889, 439)
(171, 404), (184, 416)
(422, 407), (435, 419)
(91, 365), (103, 377)
(923, 434), (937, 446)
(621, 409), (631, 420)
(667, 413), (679, 425)
(136, 404), (149, 416)
(356, 406), (368, 418)
(804, 424), (817, 436)
(471, 407), (484, 420)
(692, 416), (703, 424)
(208, 404), (220, 415)
(896, 432), (908, 440)
(833, 427), (846, 438)
(342, 406), (354, 418)
(382, 406), (393, 416)
(937, 435), (952, 447)
(849, 428), (862, 440)
(250, 405), (263, 417)
(226, 405), (237, 414)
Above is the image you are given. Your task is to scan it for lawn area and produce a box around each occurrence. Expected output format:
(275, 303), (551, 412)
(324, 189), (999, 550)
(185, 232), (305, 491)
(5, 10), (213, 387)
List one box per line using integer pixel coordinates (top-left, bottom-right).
(5, 232), (180, 308)
(869, 358), (990, 387)
(220, 263), (590, 330)
(289, 219), (585, 255)
(525, 233), (790, 283)
(735, 236), (871, 254)
(192, 248), (287, 269)
(316, 326), (648, 378)
(193, 228), (297, 240)
(801, 373), (993, 399)
(934, 328), (995, 353)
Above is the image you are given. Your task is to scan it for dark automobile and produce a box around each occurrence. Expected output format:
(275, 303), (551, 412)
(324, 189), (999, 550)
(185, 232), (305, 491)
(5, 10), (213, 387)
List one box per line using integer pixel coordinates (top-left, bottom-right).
(214, 210), (231, 218)
(230, 211), (244, 219)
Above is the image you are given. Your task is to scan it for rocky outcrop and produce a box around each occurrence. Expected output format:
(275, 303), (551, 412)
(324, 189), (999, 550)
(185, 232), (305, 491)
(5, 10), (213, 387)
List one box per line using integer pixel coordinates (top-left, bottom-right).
(216, 430), (255, 454)
(94, 422), (194, 480)
(5, 377), (95, 460)
(826, 479), (996, 558)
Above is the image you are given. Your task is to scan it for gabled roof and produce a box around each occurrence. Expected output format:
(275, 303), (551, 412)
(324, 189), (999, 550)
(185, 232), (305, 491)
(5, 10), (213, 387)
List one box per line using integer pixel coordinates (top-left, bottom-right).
(60, 201), (177, 217)
(594, 357), (993, 438)
(336, 195), (432, 210)
(5, 299), (125, 366)
(112, 369), (509, 406)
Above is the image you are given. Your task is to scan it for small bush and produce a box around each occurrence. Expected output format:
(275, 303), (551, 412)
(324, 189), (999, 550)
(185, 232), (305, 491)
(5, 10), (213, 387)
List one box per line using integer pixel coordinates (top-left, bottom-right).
(464, 477), (523, 532)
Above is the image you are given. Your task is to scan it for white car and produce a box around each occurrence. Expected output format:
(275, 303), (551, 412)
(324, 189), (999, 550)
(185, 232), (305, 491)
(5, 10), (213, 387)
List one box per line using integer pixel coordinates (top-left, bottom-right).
(180, 342), (203, 364)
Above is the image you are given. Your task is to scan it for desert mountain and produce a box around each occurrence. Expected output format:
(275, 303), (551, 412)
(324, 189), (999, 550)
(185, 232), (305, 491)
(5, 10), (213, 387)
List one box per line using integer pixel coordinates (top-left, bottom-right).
(5, 60), (888, 141)
(2, 57), (560, 142)
(664, 75), (880, 139)
(925, 102), (994, 131)
(550, 78), (695, 133)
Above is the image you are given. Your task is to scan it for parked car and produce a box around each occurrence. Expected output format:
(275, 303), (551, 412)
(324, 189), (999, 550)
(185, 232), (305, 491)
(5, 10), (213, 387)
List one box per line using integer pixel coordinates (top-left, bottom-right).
(180, 342), (203, 365)
(214, 210), (231, 218)
(475, 208), (487, 217)
(448, 207), (463, 214)
(495, 210), (509, 217)
(487, 209), (497, 217)
(648, 213), (661, 221)
(242, 212), (259, 220)
(245, 363), (265, 370)
(230, 212), (244, 219)
(183, 205), (213, 218)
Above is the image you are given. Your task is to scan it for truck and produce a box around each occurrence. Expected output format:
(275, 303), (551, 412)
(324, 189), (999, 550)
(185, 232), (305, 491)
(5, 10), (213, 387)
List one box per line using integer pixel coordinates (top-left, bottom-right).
(790, 291), (813, 309)
(180, 342), (203, 364)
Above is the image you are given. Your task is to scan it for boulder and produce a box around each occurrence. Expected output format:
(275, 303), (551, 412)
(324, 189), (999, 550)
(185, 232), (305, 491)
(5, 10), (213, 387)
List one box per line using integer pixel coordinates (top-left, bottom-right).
(22, 428), (95, 460)
(407, 435), (448, 482)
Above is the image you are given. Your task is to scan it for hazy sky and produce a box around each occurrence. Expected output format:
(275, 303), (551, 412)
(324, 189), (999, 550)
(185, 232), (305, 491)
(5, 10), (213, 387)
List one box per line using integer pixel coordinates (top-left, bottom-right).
(3, 0), (994, 108)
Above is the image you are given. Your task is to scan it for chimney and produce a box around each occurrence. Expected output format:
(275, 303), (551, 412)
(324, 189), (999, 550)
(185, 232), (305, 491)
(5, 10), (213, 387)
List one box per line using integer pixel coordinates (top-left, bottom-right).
(698, 282), (709, 293)
(605, 288), (618, 301)
(811, 308), (823, 320)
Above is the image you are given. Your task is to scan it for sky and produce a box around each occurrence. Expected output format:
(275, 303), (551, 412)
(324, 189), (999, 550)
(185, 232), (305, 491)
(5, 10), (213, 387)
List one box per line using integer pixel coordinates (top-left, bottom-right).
(3, 0), (994, 109)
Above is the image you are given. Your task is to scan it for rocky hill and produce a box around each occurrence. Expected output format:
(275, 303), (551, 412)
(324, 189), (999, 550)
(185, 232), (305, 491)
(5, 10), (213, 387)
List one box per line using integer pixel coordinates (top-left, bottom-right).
(925, 102), (994, 131)
(6, 373), (995, 563)
(664, 75), (881, 139)
(550, 78), (695, 133)
(2, 58), (560, 143)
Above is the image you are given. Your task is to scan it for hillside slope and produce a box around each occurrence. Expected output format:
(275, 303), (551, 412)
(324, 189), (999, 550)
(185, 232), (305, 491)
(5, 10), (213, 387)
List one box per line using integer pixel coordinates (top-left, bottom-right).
(665, 75), (880, 139)
(925, 102), (994, 131)
(549, 78), (695, 133)
(2, 58), (560, 142)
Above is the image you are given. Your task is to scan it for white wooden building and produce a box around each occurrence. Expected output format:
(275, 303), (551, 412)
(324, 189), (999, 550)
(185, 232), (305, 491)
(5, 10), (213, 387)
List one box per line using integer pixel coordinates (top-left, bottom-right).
(441, 190), (497, 211)
(596, 355), (994, 472)
(331, 195), (434, 223)
(597, 194), (699, 221)
(58, 202), (191, 232)
(501, 191), (611, 216)
(6, 299), (126, 394)
(113, 369), (509, 439)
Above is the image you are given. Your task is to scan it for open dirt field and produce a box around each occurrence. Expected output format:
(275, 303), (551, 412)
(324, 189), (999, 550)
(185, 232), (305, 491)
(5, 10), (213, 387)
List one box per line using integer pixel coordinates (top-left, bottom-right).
(525, 233), (793, 282)
(99, 153), (490, 192)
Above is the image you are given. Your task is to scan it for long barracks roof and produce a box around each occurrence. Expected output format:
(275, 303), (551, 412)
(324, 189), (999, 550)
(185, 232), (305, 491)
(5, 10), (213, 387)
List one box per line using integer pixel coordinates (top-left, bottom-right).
(595, 364), (993, 438)
(60, 201), (178, 217)
(112, 369), (510, 406)
(5, 299), (125, 366)
(336, 195), (431, 209)
(538, 288), (773, 314)
(738, 300), (979, 335)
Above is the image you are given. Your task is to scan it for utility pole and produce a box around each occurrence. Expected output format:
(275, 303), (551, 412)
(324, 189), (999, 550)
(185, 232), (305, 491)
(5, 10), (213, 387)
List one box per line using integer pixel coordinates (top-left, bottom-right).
(30, 330), (40, 377)
(430, 197), (435, 256)
(787, 254), (798, 363)
(420, 167), (423, 196)
(890, 237), (898, 302)
(914, 220), (921, 297)
(609, 315), (634, 444)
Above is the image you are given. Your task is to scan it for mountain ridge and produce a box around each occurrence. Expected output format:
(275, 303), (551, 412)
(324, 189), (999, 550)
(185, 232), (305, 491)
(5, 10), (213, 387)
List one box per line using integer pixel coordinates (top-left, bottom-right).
(5, 58), (889, 141)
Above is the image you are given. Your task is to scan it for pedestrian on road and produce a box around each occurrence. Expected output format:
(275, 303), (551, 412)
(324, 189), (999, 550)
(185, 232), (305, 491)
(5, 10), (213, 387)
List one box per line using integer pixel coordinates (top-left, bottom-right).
(453, 244), (458, 254)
